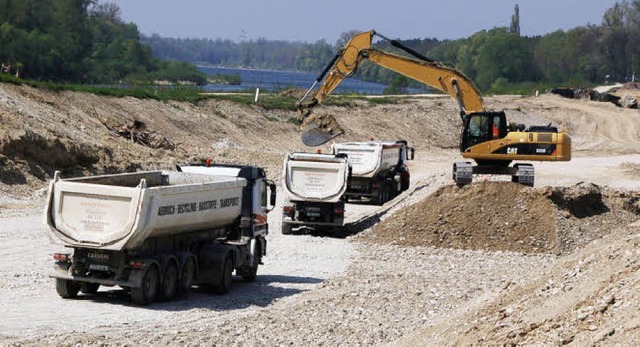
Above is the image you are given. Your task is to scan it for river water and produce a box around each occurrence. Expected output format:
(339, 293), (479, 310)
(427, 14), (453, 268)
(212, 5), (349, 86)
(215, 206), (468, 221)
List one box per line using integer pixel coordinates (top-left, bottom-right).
(199, 66), (424, 95)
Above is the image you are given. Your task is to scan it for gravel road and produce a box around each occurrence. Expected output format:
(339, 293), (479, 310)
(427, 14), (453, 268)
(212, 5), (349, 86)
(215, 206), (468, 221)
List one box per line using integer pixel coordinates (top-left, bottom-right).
(1, 153), (639, 345)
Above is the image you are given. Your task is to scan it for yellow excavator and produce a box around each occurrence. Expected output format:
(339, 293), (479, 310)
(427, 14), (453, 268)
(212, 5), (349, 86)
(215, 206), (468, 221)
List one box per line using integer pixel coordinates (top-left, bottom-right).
(297, 30), (571, 187)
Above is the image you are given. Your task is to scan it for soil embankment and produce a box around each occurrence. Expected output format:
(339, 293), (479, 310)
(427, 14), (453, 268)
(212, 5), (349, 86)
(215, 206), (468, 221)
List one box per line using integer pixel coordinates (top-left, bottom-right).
(0, 83), (639, 345)
(367, 181), (640, 254)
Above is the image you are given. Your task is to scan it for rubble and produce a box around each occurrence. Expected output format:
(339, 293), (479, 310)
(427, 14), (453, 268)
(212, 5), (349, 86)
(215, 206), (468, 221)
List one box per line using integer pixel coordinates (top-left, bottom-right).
(108, 120), (179, 150)
(551, 82), (640, 109)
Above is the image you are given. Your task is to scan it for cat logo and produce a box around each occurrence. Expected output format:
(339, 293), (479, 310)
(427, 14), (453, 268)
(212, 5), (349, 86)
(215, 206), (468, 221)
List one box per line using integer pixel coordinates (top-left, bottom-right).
(507, 147), (518, 155)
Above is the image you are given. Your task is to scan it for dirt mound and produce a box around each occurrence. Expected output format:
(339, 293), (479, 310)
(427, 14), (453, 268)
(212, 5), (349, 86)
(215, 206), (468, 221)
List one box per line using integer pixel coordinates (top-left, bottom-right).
(618, 81), (640, 91)
(620, 162), (640, 178)
(611, 82), (640, 102)
(277, 87), (306, 98)
(365, 181), (640, 254)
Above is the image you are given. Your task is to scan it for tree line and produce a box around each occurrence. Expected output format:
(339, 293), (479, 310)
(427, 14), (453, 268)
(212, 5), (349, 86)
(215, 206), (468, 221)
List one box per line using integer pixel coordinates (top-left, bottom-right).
(429, 0), (640, 92)
(0, 0), (206, 84)
(1, 1), (638, 91)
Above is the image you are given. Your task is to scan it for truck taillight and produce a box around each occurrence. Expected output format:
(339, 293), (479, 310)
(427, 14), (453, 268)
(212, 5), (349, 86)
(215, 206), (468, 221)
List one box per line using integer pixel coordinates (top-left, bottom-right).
(129, 260), (144, 269)
(283, 206), (294, 214)
(334, 208), (344, 215)
(53, 253), (70, 261)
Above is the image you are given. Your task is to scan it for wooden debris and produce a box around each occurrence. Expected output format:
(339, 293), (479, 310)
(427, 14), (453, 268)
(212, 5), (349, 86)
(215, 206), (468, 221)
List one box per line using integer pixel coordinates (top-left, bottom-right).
(108, 120), (178, 150)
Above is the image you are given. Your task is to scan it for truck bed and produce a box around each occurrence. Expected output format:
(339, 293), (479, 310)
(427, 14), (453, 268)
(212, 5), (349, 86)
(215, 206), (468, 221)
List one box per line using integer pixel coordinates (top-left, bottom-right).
(45, 171), (246, 251)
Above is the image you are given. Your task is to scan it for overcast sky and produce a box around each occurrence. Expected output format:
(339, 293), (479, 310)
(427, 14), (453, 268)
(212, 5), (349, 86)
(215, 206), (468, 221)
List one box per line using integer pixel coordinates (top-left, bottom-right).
(106, 0), (620, 42)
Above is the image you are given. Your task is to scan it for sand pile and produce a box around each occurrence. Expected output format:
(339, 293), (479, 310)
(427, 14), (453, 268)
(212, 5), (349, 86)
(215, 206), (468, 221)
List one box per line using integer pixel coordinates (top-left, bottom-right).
(366, 181), (640, 254)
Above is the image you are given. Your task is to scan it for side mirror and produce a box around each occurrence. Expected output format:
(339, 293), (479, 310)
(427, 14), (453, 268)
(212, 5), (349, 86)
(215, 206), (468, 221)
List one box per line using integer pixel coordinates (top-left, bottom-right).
(409, 147), (415, 160)
(269, 182), (277, 209)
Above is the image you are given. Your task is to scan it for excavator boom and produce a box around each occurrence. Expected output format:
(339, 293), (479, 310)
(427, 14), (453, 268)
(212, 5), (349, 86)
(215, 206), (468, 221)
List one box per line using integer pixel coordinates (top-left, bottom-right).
(298, 30), (484, 144)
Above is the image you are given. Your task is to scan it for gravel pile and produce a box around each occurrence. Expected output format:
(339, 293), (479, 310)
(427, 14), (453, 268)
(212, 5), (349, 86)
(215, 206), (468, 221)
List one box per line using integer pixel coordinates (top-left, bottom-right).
(366, 181), (640, 255)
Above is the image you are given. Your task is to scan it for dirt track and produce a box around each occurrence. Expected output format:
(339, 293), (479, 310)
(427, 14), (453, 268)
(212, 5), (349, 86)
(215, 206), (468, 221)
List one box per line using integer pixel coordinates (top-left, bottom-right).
(0, 84), (639, 345)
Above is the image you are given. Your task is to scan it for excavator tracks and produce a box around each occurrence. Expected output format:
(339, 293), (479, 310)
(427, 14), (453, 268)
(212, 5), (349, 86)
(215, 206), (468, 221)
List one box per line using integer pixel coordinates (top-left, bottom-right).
(453, 162), (535, 187)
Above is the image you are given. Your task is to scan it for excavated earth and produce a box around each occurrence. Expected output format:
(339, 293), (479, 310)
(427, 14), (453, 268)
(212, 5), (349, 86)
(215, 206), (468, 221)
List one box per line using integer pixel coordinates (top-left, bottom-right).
(367, 181), (640, 255)
(0, 83), (640, 346)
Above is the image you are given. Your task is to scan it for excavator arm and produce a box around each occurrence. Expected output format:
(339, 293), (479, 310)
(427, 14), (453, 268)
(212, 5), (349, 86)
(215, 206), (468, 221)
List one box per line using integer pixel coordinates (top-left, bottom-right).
(298, 30), (485, 146)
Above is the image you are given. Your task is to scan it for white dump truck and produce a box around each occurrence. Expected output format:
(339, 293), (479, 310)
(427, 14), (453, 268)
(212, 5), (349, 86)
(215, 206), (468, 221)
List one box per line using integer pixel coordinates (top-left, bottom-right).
(332, 140), (415, 205)
(281, 152), (350, 234)
(45, 163), (276, 305)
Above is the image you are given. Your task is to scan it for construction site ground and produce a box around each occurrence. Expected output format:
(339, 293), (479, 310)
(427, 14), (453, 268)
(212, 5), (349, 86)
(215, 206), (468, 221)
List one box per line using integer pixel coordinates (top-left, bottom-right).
(0, 83), (639, 345)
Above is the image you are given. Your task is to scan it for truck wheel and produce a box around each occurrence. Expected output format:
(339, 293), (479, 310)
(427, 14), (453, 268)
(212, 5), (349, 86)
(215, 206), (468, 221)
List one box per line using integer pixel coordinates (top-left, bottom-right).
(131, 265), (160, 305)
(179, 257), (196, 294)
(80, 283), (100, 294)
(159, 261), (179, 301)
(375, 185), (387, 205)
(55, 279), (80, 299)
(387, 180), (397, 200)
(401, 178), (409, 192)
(281, 223), (292, 235)
(212, 255), (233, 294)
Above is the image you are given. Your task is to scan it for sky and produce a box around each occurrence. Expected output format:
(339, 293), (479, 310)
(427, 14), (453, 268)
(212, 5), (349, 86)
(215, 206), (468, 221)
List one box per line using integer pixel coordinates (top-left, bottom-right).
(106, 0), (620, 43)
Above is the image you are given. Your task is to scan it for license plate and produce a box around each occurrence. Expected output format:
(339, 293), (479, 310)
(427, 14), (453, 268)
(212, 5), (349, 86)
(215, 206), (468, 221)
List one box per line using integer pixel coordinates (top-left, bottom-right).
(89, 264), (110, 271)
(306, 212), (321, 217)
(88, 252), (110, 262)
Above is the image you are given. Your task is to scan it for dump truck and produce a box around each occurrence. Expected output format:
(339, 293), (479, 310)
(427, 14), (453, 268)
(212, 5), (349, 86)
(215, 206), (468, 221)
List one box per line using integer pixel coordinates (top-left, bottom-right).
(45, 163), (276, 305)
(332, 140), (414, 204)
(281, 152), (350, 234)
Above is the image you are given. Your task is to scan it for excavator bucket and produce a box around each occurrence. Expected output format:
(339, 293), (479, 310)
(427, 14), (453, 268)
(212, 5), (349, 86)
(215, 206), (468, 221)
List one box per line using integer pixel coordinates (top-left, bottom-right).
(301, 123), (342, 147)
(300, 113), (344, 147)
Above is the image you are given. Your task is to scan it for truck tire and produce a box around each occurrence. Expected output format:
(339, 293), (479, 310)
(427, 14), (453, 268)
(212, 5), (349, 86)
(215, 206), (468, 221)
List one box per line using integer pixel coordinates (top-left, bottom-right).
(400, 170), (410, 192)
(375, 184), (387, 205)
(80, 283), (100, 294)
(179, 257), (196, 294)
(387, 180), (397, 200)
(212, 255), (233, 294)
(281, 223), (292, 235)
(55, 278), (80, 299)
(131, 265), (160, 305)
(159, 261), (179, 301)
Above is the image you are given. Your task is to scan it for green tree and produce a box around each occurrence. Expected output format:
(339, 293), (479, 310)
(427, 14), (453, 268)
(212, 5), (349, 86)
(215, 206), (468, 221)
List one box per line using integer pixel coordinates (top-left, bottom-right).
(383, 75), (409, 94)
(510, 4), (521, 36)
(455, 28), (536, 90)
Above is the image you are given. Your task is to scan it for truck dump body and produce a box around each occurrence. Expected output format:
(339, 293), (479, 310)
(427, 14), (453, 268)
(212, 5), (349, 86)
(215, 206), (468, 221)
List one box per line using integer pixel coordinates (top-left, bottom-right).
(45, 170), (246, 251)
(331, 140), (414, 205)
(332, 141), (402, 178)
(281, 153), (350, 234)
(284, 153), (349, 203)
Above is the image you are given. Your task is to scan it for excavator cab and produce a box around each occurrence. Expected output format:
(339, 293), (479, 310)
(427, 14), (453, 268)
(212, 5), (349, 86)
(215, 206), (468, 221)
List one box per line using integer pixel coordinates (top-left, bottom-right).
(460, 111), (507, 152)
